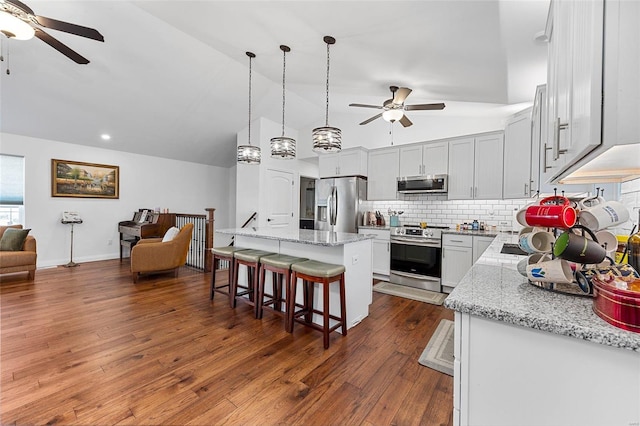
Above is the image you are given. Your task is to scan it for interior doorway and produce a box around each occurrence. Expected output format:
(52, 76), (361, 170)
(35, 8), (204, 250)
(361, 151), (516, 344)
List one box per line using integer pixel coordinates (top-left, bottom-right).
(299, 176), (315, 230)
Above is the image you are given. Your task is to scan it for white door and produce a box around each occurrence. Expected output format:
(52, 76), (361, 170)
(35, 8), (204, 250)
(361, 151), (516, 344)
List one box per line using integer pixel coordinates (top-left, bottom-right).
(265, 169), (295, 230)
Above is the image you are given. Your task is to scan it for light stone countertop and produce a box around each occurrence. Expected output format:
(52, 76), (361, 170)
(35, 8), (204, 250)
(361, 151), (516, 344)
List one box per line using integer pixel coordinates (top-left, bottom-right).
(443, 229), (499, 238)
(216, 228), (374, 247)
(444, 232), (640, 352)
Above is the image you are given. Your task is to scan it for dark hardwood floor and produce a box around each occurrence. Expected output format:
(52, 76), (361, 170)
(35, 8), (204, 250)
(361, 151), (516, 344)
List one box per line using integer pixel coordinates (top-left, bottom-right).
(1, 260), (454, 425)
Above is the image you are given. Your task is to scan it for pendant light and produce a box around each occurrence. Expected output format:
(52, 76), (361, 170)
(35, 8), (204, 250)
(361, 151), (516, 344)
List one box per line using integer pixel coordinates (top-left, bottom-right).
(237, 51), (261, 165)
(270, 45), (296, 159)
(312, 36), (342, 153)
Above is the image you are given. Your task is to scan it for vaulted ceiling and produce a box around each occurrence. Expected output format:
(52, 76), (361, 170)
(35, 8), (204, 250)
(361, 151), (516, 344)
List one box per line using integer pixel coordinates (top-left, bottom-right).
(0, 0), (549, 167)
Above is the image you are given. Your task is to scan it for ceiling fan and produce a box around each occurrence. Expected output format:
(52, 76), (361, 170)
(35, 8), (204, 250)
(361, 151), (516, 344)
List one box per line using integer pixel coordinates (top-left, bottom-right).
(349, 86), (445, 127)
(0, 0), (104, 64)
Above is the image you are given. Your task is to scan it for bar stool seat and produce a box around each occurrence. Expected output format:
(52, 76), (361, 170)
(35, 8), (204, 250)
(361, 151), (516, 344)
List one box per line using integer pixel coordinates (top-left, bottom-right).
(257, 254), (307, 329)
(289, 260), (347, 349)
(210, 246), (248, 301)
(231, 249), (276, 315)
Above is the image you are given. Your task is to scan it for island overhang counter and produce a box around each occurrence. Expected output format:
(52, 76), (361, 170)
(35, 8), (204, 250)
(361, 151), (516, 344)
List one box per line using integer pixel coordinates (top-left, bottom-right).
(216, 228), (374, 330)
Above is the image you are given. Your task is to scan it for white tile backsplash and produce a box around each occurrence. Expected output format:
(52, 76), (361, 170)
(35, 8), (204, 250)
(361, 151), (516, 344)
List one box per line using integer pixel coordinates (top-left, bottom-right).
(362, 194), (529, 230)
(361, 180), (639, 236)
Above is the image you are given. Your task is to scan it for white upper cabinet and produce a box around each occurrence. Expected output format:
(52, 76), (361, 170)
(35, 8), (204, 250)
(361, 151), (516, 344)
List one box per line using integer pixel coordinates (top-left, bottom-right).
(503, 110), (534, 199)
(545, 0), (605, 181)
(447, 137), (475, 200)
(474, 133), (504, 199)
(367, 148), (399, 200)
(318, 148), (368, 178)
(448, 133), (503, 200)
(399, 141), (449, 177)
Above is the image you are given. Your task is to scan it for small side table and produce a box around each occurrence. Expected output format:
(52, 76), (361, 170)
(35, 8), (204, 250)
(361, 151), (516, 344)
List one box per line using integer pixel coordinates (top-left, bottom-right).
(61, 219), (83, 267)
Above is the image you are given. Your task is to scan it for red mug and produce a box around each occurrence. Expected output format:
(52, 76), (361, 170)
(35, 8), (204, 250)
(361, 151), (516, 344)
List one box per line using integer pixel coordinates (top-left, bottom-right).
(525, 196), (577, 228)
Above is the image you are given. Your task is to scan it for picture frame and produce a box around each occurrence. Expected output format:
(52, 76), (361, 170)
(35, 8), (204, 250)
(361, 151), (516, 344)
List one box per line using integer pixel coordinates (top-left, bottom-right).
(52, 159), (119, 199)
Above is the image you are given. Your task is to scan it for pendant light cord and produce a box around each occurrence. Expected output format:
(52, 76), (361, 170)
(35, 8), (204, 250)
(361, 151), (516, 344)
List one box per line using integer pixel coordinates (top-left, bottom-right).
(325, 42), (330, 126)
(281, 47), (286, 137)
(248, 53), (253, 146)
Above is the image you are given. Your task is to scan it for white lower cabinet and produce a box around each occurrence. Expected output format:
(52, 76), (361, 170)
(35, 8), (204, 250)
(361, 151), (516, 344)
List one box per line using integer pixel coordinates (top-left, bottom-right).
(441, 234), (473, 293)
(443, 234), (495, 293)
(472, 236), (494, 264)
(454, 311), (640, 426)
(358, 228), (390, 278)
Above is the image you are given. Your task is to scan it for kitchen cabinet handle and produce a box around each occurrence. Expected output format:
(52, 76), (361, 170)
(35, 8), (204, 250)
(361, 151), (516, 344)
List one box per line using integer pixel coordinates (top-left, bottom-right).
(524, 183), (528, 196)
(554, 117), (569, 161)
(442, 248), (445, 258)
(387, 242), (390, 252)
(470, 187), (473, 197)
(474, 186), (478, 197)
(543, 143), (553, 171)
(450, 240), (463, 243)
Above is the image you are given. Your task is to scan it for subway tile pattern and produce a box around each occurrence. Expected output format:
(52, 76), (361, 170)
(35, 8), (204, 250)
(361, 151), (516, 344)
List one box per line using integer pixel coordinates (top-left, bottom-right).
(362, 182), (639, 235)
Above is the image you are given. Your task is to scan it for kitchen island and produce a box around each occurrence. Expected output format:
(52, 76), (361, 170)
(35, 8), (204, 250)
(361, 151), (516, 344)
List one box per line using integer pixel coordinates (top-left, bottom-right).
(444, 233), (640, 426)
(216, 228), (374, 330)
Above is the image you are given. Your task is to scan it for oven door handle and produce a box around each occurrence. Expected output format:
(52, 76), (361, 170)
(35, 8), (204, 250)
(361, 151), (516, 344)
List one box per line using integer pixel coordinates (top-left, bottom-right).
(391, 238), (441, 247)
(391, 270), (441, 282)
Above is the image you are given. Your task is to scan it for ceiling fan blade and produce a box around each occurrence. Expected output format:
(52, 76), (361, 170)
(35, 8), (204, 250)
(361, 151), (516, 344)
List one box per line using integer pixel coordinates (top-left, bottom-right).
(404, 103), (446, 111)
(35, 29), (90, 64)
(35, 15), (104, 42)
(399, 115), (413, 127)
(349, 103), (383, 110)
(393, 87), (412, 104)
(6, 0), (35, 15)
(360, 113), (383, 125)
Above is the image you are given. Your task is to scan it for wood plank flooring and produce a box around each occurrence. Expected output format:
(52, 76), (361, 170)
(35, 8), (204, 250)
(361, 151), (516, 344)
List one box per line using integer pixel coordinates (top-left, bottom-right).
(1, 261), (454, 425)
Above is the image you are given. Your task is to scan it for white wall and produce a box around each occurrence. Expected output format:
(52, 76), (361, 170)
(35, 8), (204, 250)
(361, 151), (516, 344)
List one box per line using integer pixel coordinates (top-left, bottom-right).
(235, 117), (319, 229)
(1, 133), (233, 268)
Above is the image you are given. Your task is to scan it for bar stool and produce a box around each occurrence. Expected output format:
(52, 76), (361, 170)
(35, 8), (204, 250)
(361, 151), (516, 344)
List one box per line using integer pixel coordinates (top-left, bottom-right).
(210, 246), (249, 301)
(231, 249), (276, 315)
(289, 260), (347, 349)
(257, 254), (307, 330)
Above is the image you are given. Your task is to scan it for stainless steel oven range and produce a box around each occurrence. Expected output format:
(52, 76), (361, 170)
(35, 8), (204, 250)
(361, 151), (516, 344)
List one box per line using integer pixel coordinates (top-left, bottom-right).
(390, 225), (449, 292)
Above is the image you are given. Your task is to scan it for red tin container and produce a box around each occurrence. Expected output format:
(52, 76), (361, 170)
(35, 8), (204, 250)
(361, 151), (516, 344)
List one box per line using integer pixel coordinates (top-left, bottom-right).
(592, 278), (640, 333)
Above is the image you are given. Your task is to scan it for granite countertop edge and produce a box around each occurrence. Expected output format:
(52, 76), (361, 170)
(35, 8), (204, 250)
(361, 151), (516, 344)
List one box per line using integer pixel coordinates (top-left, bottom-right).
(443, 297), (639, 352)
(216, 228), (374, 247)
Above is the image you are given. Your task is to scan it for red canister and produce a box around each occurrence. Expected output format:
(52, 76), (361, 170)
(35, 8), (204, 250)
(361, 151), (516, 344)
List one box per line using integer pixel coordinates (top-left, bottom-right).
(525, 196), (577, 228)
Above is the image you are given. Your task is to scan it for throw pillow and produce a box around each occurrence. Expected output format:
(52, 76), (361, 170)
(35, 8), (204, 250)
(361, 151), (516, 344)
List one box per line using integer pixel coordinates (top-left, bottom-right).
(0, 228), (31, 251)
(162, 226), (180, 242)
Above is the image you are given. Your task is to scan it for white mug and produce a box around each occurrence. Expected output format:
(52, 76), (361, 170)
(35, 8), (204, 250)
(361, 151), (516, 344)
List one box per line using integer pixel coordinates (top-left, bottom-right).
(595, 230), (618, 258)
(578, 197), (629, 231)
(526, 258), (574, 284)
(517, 253), (552, 277)
(518, 227), (555, 254)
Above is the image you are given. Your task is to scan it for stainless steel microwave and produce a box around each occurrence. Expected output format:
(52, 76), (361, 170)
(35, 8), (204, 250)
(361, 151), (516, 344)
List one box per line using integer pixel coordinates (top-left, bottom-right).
(397, 174), (448, 194)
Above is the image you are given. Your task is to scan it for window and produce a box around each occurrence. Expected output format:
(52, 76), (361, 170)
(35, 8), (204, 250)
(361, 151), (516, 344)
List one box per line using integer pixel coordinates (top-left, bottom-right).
(0, 154), (25, 225)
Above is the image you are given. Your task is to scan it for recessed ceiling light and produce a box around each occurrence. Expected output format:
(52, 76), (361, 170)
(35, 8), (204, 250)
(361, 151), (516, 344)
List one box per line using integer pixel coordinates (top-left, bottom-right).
(101, 134), (111, 141)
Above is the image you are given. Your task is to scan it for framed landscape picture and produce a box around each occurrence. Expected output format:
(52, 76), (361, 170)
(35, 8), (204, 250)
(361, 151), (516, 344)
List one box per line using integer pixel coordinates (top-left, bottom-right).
(52, 159), (119, 199)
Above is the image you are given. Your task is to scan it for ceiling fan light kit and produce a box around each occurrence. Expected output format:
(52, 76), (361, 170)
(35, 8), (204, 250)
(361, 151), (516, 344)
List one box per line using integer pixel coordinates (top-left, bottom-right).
(270, 44), (296, 159)
(312, 35), (342, 154)
(238, 51), (261, 165)
(0, 0), (104, 64)
(382, 109), (404, 122)
(0, 10), (34, 39)
(349, 85), (445, 128)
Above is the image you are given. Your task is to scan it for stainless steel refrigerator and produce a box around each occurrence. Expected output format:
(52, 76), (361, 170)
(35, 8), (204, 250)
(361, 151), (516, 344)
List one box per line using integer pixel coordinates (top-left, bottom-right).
(314, 177), (367, 233)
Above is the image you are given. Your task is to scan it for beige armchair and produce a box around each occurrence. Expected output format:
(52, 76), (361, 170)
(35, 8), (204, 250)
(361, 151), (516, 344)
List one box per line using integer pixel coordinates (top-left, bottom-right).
(130, 223), (193, 282)
(0, 225), (37, 281)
